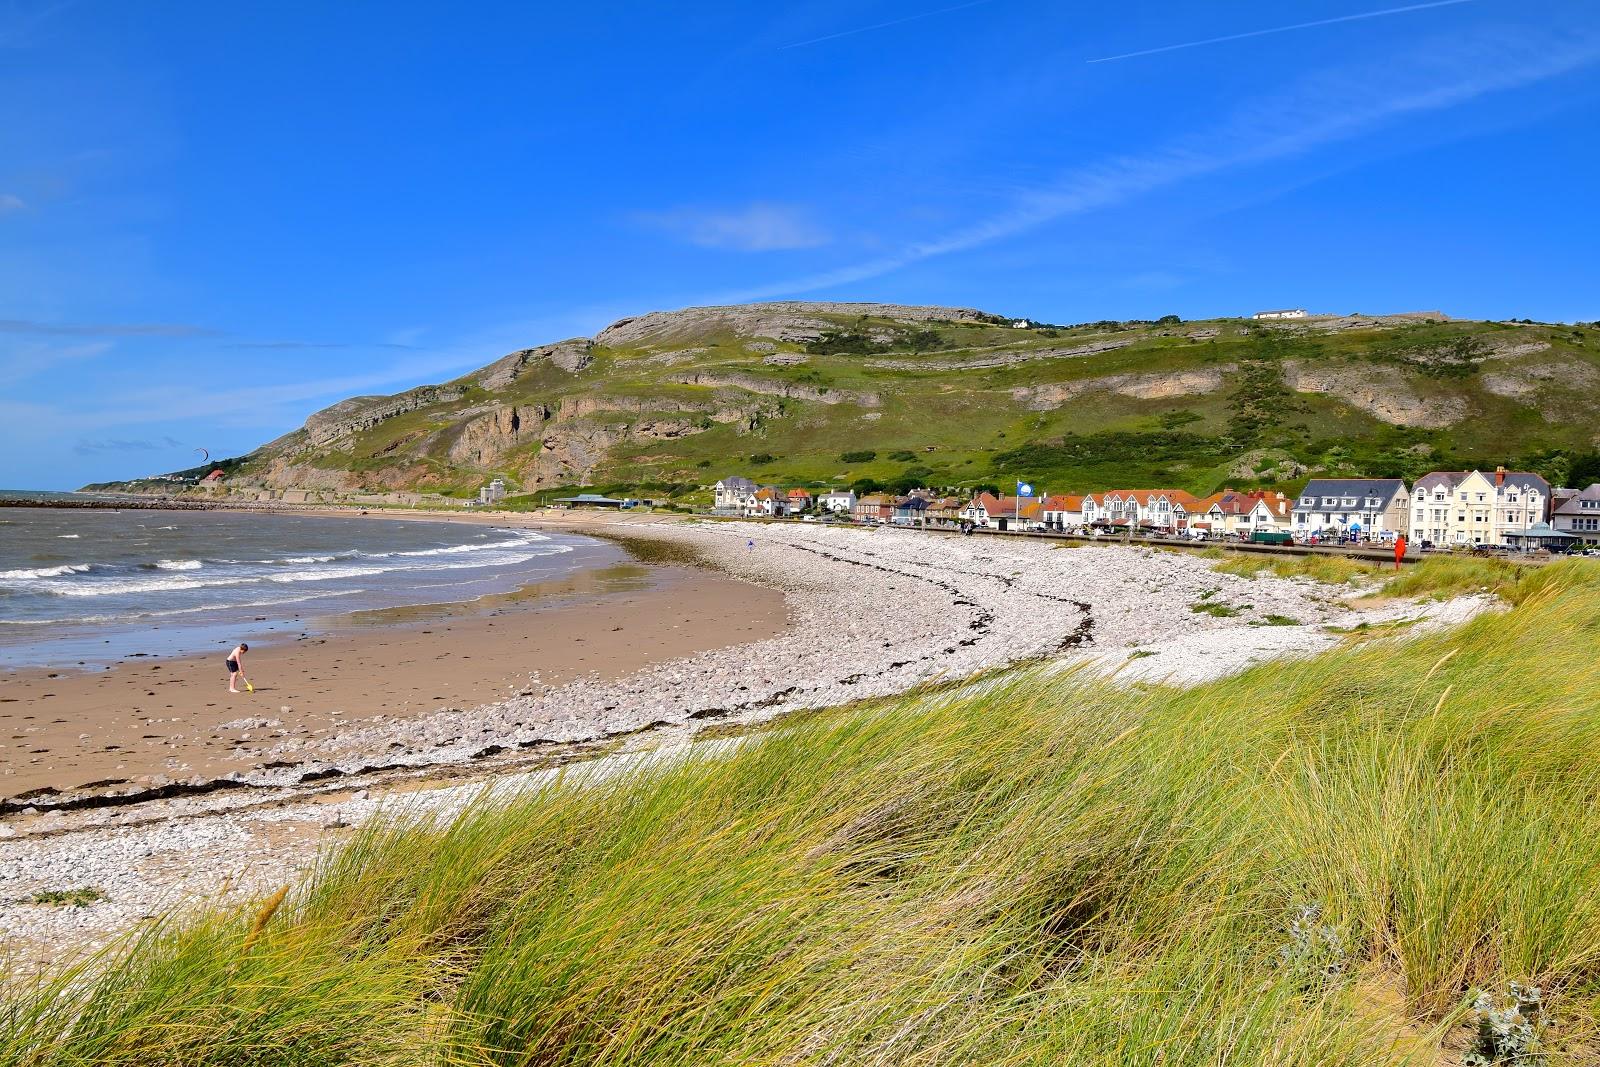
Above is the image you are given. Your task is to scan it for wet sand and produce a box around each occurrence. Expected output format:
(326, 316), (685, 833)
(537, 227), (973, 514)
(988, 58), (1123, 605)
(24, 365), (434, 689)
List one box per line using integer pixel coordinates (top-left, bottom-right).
(1, 561), (786, 800)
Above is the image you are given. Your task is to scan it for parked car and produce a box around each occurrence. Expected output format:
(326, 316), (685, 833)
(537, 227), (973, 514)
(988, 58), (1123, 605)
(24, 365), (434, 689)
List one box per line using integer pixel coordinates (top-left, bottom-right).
(1248, 530), (1294, 546)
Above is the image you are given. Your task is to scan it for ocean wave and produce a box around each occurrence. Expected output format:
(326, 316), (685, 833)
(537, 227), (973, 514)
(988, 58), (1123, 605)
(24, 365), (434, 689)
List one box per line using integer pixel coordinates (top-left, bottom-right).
(0, 589), (358, 626)
(0, 563), (93, 580)
(56, 533), (81, 539)
(46, 574), (259, 597)
(372, 533), (548, 559)
(155, 559), (203, 571)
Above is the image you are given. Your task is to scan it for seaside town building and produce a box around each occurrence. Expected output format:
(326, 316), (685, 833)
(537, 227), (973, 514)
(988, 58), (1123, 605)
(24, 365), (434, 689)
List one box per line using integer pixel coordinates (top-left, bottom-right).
(1251, 308), (1308, 320)
(713, 476), (758, 514)
(476, 478), (506, 506)
(1550, 483), (1600, 544)
(852, 494), (895, 523)
(1291, 479), (1409, 539)
(1408, 468), (1550, 546)
(818, 490), (856, 514)
(1041, 494), (1086, 530)
(892, 496), (932, 526)
(708, 465), (1577, 553)
(1097, 490), (1202, 531)
(751, 486), (788, 518)
(928, 497), (965, 525)
(1192, 490), (1294, 536)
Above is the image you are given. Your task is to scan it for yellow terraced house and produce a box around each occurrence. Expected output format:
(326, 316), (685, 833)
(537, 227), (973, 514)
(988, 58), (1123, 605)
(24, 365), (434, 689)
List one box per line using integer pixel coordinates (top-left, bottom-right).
(1408, 467), (1551, 546)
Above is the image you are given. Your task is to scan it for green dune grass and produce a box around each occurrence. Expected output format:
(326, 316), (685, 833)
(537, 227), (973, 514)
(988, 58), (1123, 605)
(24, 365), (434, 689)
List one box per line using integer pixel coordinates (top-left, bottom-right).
(5, 561), (1599, 1065)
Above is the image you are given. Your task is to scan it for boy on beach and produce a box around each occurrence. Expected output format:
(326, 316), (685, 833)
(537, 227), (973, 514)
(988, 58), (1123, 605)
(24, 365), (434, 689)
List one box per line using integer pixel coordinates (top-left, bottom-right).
(226, 642), (250, 693)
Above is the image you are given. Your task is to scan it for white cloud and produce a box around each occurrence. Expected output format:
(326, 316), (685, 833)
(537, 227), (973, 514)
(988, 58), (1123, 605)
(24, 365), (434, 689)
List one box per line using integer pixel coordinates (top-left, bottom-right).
(640, 202), (830, 251)
(0, 193), (25, 215)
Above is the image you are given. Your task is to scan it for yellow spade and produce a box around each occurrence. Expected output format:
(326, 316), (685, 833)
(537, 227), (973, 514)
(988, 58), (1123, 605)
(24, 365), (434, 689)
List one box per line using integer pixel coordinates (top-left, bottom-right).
(245, 680), (254, 693)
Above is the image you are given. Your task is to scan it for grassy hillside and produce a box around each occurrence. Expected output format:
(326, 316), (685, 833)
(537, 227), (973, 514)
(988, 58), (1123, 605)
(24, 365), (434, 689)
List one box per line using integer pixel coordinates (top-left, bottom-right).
(93, 305), (1600, 501)
(6, 556), (1600, 1064)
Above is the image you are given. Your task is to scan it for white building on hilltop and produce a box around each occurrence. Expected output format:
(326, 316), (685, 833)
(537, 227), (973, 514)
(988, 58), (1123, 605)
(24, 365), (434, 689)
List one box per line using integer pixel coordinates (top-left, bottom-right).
(1252, 308), (1308, 320)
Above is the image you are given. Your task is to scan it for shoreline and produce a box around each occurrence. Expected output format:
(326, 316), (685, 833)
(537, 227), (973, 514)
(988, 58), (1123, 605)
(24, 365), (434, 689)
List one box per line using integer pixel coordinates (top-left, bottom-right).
(1, 515), (787, 801)
(0, 517), (1495, 973)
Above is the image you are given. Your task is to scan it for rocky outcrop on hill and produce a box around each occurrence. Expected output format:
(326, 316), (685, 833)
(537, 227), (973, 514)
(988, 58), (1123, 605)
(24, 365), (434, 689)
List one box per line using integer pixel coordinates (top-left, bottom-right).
(669, 371), (881, 407)
(475, 339), (594, 389)
(1011, 366), (1230, 410)
(1282, 361), (1465, 428)
(301, 385), (466, 448)
(596, 302), (988, 348)
(866, 339), (1132, 371)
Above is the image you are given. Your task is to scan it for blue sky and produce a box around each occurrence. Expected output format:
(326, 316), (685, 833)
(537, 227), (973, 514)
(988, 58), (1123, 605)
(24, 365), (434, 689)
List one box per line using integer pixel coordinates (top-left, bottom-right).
(3, 0), (1598, 489)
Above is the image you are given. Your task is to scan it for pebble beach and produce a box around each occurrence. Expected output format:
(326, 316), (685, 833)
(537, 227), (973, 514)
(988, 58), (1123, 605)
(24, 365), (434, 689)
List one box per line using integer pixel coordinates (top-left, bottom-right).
(0, 514), (1490, 974)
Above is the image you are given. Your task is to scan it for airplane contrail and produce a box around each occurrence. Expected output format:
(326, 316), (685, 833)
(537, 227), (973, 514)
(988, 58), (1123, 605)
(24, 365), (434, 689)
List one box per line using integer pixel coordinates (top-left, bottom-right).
(1088, 0), (1478, 63)
(780, 0), (998, 50)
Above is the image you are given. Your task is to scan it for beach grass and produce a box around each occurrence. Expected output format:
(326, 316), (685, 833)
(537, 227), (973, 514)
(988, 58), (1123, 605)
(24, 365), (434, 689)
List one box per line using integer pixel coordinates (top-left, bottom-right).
(4, 559), (1600, 1064)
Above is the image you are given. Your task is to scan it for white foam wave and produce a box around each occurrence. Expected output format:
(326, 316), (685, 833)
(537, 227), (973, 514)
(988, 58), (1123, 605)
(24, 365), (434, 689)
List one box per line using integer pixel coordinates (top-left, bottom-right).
(56, 534), (80, 539)
(155, 559), (202, 571)
(0, 563), (92, 580)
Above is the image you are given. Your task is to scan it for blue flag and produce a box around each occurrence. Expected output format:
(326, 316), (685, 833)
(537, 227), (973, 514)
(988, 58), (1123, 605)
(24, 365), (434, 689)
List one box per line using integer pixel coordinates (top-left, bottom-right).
(1017, 482), (1034, 497)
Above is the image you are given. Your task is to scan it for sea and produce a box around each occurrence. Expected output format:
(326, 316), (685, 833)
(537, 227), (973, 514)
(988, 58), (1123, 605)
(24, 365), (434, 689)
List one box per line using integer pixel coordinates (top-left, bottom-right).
(0, 502), (617, 670)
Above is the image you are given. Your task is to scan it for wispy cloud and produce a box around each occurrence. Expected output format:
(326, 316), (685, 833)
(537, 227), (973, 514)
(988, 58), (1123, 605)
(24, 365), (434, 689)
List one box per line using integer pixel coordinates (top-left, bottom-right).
(0, 193), (24, 215)
(0, 318), (221, 338)
(225, 340), (418, 351)
(779, 0), (997, 50)
(72, 435), (184, 456)
(720, 25), (1600, 300)
(0, 339), (113, 380)
(638, 202), (831, 251)
(1087, 0), (1476, 64)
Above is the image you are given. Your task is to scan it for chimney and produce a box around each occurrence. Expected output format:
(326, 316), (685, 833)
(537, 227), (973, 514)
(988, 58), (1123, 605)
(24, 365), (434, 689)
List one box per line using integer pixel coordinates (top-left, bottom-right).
(1495, 466), (1506, 487)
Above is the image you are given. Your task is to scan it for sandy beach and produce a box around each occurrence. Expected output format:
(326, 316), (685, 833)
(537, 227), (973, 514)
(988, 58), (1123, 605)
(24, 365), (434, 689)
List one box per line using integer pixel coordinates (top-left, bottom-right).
(1, 558), (785, 801)
(0, 512), (1491, 973)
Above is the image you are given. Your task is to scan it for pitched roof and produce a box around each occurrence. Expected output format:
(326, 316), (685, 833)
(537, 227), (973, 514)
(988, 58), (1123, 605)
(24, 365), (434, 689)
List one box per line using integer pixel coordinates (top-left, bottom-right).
(1103, 489), (1199, 508)
(1298, 478), (1406, 501)
(1414, 470), (1550, 496)
(992, 496), (1042, 517)
(967, 492), (1003, 512)
(718, 476), (757, 490)
(1042, 494), (1085, 510)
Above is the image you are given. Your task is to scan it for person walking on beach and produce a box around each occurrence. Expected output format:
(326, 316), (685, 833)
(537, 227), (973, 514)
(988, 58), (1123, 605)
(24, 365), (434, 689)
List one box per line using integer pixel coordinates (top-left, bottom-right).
(226, 642), (250, 693)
